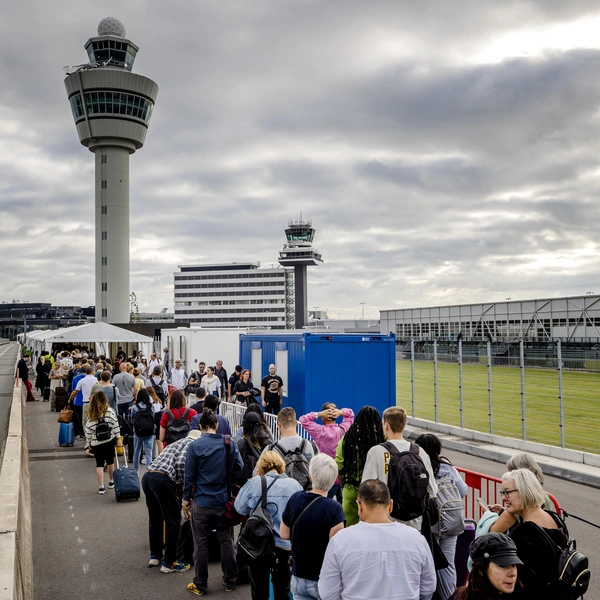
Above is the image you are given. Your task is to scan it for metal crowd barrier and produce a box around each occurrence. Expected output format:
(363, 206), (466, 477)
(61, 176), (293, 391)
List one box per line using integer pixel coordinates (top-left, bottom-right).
(218, 400), (311, 442)
(456, 467), (562, 520)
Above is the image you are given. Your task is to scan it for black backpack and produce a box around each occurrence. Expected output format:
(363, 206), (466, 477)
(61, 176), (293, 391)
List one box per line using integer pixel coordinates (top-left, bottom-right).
(95, 417), (112, 442)
(236, 476), (278, 562)
(271, 440), (312, 490)
(151, 378), (167, 403)
(165, 408), (190, 445)
(382, 442), (429, 521)
(539, 513), (591, 599)
(132, 403), (156, 437)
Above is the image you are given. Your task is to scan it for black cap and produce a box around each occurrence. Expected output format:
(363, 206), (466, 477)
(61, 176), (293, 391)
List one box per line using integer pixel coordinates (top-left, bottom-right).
(243, 412), (261, 426)
(469, 533), (523, 567)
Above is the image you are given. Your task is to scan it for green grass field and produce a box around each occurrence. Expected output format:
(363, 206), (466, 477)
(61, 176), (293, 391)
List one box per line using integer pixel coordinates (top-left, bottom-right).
(396, 360), (600, 454)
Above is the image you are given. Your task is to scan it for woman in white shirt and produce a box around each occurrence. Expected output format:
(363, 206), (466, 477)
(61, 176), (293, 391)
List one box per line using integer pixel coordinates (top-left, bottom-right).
(200, 366), (221, 399)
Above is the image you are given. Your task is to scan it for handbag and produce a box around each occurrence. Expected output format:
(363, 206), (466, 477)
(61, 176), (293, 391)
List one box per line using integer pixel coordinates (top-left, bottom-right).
(58, 406), (73, 423)
(224, 436), (242, 526)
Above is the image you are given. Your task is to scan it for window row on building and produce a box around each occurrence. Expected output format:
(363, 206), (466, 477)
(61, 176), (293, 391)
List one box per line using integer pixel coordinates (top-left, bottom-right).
(175, 290), (284, 298)
(175, 299), (285, 307)
(175, 282), (284, 290)
(69, 91), (154, 124)
(175, 272), (285, 281)
(186, 316), (286, 323)
(175, 307), (285, 315)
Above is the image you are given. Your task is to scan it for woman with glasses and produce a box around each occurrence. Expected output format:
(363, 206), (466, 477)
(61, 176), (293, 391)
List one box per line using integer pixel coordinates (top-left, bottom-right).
(489, 468), (567, 599)
(490, 452), (555, 534)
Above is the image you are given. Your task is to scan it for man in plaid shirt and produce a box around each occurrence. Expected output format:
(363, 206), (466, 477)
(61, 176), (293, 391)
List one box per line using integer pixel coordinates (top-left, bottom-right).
(141, 429), (202, 573)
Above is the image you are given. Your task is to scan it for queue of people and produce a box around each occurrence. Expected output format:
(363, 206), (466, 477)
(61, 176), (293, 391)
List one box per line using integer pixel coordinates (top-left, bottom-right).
(23, 345), (587, 600)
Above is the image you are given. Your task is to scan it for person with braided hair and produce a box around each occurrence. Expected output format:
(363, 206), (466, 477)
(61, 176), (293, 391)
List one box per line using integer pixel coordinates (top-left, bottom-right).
(335, 406), (385, 526)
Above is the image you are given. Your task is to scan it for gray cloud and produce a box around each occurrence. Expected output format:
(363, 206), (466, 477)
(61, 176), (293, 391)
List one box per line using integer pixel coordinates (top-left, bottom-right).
(1, 1), (600, 317)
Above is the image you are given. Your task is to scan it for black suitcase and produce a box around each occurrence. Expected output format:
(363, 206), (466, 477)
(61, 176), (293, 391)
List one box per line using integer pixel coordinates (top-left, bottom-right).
(43, 387), (51, 402)
(113, 450), (140, 502)
(54, 390), (68, 412)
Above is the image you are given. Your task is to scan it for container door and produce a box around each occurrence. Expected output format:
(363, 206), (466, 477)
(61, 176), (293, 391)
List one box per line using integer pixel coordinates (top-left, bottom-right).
(275, 349), (288, 398)
(251, 347), (262, 385)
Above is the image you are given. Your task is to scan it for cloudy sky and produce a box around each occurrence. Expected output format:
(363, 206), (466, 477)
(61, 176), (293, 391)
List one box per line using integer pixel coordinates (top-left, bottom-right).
(2, 1), (600, 319)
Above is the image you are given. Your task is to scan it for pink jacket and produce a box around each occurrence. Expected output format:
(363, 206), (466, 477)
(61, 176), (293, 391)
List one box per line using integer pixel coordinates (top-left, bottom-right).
(298, 409), (355, 458)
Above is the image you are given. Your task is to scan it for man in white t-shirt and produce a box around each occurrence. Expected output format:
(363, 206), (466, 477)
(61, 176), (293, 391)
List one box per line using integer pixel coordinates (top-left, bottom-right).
(318, 479), (436, 600)
(147, 353), (162, 377)
(68, 365), (99, 427)
(168, 358), (188, 390)
(361, 406), (438, 531)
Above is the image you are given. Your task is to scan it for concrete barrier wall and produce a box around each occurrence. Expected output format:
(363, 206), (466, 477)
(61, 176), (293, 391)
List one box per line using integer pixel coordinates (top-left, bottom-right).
(0, 358), (33, 600)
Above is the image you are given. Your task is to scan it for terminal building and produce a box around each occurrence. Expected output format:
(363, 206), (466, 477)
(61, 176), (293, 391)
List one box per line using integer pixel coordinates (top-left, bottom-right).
(173, 263), (294, 329)
(380, 294), (600, 343)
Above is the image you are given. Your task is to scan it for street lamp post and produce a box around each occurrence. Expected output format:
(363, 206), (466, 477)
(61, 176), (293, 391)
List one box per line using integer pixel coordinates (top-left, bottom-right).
(360, 302), (366, 320)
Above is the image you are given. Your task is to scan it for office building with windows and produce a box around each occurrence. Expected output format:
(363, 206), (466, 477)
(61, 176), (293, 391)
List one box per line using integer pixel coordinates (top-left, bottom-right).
(174, 263), (294, 329)
(64, 17), (159, 323)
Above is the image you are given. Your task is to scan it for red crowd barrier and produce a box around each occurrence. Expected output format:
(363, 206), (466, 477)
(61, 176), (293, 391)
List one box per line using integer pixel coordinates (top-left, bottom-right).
(456, 467), (563, 520)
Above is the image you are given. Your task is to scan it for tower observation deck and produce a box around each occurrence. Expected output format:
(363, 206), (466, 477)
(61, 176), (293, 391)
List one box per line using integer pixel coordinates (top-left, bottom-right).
(278, 218), (323, 329)
(64, 17), (159, 323)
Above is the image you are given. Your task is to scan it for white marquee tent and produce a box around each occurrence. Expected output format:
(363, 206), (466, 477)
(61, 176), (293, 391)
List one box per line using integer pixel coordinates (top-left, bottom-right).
(24, 322), (154, 358)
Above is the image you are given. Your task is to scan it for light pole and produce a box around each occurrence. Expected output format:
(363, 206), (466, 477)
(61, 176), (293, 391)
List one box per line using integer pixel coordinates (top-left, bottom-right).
(313, 306), (319, 332)
(360, 302), (366, 319)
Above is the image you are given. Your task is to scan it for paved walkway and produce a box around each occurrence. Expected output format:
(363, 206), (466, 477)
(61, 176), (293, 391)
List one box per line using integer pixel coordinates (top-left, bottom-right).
(26, 385), (600, 600)
(27, 393), (251, 600)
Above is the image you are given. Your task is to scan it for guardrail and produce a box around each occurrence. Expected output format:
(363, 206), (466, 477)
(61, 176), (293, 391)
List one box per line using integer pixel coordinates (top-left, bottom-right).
(216, 400), (311, 442)
(457, 467), (562, 520)
(0, 352), (33, 600)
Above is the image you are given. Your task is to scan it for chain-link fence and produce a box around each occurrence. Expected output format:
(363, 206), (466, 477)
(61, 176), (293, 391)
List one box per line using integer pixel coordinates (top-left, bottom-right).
(397, 340), (600, 454)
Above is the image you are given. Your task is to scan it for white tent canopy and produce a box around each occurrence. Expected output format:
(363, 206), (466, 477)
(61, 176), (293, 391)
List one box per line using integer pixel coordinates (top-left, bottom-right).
(26, 322), (154, 357)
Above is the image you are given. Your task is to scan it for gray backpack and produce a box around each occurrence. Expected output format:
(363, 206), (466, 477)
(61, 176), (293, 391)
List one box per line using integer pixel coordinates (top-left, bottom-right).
(435, 474), (465, 538)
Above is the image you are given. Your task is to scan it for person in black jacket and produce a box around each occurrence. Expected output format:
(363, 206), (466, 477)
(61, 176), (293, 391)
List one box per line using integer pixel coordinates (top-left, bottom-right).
(235, 412), (271, 488)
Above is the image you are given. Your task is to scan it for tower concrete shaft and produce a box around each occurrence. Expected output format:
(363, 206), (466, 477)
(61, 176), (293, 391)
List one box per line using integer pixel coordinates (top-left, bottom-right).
(64, 17), (158, 323)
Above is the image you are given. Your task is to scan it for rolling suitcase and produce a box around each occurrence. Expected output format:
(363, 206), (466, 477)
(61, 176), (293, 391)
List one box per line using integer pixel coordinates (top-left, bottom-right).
(113, 449), (140, 502)
(58, 422), (75, 446)
(54, 387), (68, 412)
(455, 518), (476, 587)
(43, 387), (50, 402)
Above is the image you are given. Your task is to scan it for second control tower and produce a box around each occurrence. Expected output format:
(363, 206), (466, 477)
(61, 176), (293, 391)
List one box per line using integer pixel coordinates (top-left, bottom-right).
(64, 17), (158, 323)
(278, 218), (323, 329)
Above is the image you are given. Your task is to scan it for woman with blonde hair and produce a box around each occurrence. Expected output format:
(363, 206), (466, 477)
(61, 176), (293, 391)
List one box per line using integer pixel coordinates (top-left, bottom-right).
(235, 450), (303, 600)
(84, 390), (122, 494)
(489, 469), (567, 599)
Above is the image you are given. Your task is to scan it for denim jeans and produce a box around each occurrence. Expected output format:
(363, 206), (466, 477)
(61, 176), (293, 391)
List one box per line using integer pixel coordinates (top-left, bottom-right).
(118, 401), (133, 421)
(133, 435), (154, 471)
(291, 575), (321, 600)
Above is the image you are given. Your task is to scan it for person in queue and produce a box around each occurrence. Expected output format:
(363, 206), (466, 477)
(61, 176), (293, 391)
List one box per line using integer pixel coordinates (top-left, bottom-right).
(235, 450), (303, 600)
(84, 390), (122, 494)
(318, 479), (436, 600)
(183, 408), (242, 596)
(488, 468), (567, 599)
(334, 406), (385, 525)
(490, 452), (555, 534)
(416, 433), (468, 599)
(451, 533), (524, 600)
(280, 454), (345, 600)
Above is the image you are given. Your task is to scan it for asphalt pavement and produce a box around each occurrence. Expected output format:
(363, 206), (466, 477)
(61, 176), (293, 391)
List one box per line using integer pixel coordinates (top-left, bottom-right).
(27, 390), (600, 600)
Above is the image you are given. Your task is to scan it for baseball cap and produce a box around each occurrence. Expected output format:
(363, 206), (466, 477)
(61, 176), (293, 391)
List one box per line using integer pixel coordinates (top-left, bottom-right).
(469, 533), (523, 567)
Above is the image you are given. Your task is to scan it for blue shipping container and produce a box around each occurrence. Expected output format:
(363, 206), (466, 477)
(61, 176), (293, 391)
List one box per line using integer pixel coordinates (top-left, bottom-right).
(239, 332), (396, 418)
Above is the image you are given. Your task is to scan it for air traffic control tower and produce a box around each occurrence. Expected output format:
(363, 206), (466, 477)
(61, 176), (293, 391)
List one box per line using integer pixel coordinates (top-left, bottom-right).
(278, 218), (323, 329)
(64, 17), (158, 323)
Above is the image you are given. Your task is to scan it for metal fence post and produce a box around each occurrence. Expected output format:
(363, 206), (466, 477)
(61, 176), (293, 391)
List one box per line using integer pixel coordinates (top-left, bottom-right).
(433, 340), (438, 423)
(487, 341), (493, 434)
(557, 340), (565, 448)
(520, 341), (526, 440)
(410, 339), (415, 417)
(458, 339), (464, 429)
